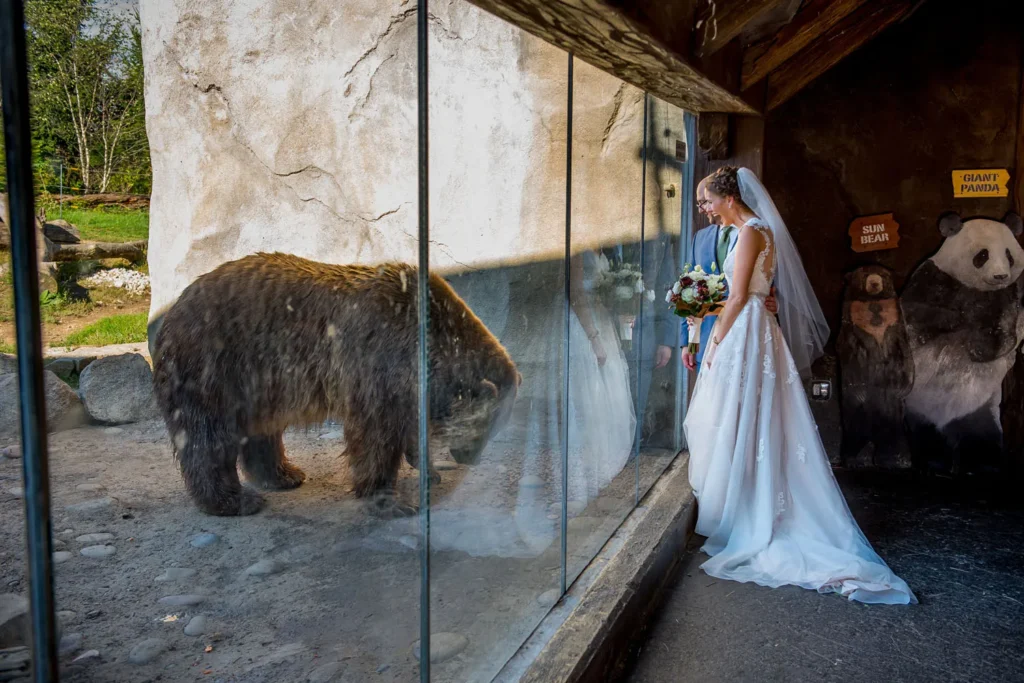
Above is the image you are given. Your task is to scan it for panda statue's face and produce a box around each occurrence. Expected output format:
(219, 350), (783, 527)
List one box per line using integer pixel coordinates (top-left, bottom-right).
(932, 219), (1024, 292)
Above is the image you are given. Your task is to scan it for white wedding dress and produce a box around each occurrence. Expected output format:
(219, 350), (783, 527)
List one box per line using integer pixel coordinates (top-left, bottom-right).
(684, 219), (917, 605)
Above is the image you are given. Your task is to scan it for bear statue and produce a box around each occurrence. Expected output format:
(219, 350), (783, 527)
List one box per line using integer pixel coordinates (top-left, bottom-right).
(901, 212), (1024, 476)
(836, 265), (914, 468)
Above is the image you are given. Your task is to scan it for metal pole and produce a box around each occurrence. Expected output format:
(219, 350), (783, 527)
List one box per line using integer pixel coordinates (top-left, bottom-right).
(560, 51), (573, 597)
(416, 0), (431, 679)
(0, 2), (60, 682)
(674, 112), (698, 452)
(634, 93), (648, 506)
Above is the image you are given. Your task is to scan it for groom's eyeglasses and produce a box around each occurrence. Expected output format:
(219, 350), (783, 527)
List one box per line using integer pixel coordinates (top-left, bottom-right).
(696, 199), (711, 212)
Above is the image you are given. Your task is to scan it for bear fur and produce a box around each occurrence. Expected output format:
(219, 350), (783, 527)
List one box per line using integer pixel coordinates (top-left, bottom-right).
(836, 265), (914, 468)
(901, 212), (1024, 477)
(152, 253), (521, 517)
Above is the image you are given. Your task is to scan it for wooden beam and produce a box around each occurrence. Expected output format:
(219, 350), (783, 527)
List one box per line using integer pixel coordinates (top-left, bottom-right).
(461, 0), (759, 114)
(693, 0), (791, 58)
(766, 0), (914, 111)
(742, 0), (871, 90)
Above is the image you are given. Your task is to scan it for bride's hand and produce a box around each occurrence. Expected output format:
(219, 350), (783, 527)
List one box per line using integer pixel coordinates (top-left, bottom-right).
(590, 336), (608, 367)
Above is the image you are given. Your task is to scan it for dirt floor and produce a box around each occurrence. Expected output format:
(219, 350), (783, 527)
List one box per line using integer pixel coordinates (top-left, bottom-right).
(0, 420), (675, 682)
(0, 270), (150, 349)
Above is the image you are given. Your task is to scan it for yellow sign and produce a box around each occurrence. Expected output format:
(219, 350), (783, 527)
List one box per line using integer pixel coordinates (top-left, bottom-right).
(952, 169), (1010, 198)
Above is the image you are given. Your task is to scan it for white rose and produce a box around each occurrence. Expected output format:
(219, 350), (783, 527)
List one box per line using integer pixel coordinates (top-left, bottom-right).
(672, 281), (682, 295)
(616, 285), (633, 300)
(646, 289), (656, 302)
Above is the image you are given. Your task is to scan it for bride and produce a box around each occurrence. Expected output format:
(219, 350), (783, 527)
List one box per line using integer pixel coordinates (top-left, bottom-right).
(683, 167), (917, 605)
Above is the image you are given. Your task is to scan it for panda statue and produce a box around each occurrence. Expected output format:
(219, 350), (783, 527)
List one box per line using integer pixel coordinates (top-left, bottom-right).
(901, 212), (1024, 476)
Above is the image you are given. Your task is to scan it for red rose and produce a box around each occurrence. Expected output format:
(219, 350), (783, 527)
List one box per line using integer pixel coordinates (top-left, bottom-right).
(681, 277), (693, 287)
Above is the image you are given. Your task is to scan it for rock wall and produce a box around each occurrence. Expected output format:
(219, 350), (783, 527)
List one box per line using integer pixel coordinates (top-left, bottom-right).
(140, 0), (685, 320)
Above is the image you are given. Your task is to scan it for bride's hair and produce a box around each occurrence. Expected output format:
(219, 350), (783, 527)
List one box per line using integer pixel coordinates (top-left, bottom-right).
(707, 166), (752, 212)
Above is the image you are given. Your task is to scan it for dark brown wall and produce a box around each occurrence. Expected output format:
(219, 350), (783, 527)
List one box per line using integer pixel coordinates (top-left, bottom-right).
(763, 0), (1023, 337)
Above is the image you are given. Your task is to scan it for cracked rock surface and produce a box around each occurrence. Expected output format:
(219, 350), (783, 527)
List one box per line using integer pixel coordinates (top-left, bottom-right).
(141, 0), (678, 318)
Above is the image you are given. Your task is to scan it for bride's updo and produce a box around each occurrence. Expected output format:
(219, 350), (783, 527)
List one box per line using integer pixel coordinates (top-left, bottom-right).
(706, 166), (752, 212)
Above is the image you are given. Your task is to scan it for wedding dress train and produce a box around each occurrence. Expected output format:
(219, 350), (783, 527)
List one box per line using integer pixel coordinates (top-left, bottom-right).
(684, 219), (917, 605)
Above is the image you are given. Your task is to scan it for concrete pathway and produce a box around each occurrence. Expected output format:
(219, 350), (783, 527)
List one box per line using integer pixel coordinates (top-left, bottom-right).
(624, 470), (1024, 683)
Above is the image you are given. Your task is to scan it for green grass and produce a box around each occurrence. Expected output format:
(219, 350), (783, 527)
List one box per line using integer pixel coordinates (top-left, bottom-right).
(0, 340), (15, 355)
(58, 207), (149, 243)
(61, 312), (148, 348)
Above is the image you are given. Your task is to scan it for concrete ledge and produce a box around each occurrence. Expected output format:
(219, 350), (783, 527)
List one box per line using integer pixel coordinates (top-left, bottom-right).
(495, 452), (696, 683)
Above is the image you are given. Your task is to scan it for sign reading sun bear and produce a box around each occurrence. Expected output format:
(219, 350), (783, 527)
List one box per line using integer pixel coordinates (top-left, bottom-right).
(952, 169), (1010, 198)
(849, 213), (900, 253)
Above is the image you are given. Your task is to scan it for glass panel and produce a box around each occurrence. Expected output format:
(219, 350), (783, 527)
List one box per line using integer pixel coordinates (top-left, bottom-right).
(10, 3), (424, 681)
(424, 7), (566, 681)
(564, 61), (645, 585)
(637, 97), (691, 500)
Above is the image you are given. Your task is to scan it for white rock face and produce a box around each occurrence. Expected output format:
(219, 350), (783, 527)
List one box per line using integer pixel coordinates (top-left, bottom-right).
(139, 0), (684, 320)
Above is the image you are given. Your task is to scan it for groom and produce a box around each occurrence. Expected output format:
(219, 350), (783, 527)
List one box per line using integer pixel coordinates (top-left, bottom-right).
(682, 175), (777, 372)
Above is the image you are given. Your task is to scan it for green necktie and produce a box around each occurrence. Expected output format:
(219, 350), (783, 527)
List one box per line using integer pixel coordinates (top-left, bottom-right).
(716, 225), (733, 272)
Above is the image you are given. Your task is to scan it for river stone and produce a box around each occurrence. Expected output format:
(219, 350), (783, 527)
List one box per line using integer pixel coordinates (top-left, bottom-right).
(157, 594), (206, 606)
(78, 354), (159, 425)
(0, 370), (85, 438)
(537, 588), (560, 606)
(128, 638), (166, 664)
(59, 632), (82, 656)
(244, 559), (284, 576)
(183, 615), (207, 637)
(53, 551), (73, 564)
(75, 533), (113, 544)
(189, 533), (218, 548)
(80, 545), (116, 559)
(411, 632), (468, 663)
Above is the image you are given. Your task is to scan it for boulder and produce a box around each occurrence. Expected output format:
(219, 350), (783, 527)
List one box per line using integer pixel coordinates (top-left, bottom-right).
(44, 358), (76, 382)
(42, 220), (81, 244)
(78, 353), (159, 424)
(0, 370), (86, 439)
(0, 594), (28, 650)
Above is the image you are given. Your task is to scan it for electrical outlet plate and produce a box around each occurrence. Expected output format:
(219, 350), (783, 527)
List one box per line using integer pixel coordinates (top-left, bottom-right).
(810, 380), (831, 401)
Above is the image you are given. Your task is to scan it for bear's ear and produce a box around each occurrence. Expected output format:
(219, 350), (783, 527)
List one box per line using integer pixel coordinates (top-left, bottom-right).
(480, 379), (499, 398)
(938, 212), (963, 237)
(1004, 212), (1023, 237)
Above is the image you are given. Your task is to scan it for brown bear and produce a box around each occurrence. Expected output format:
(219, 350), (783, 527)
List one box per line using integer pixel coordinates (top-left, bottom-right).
(151, 252), (521, 517)
(836, 264), (913, 468)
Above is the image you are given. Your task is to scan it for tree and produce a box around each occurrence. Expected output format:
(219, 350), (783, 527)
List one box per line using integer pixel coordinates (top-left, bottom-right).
(23, 0), (149, 195)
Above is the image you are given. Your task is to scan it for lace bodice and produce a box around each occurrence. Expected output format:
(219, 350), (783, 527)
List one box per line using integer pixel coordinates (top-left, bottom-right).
(723, 218), (775, 298)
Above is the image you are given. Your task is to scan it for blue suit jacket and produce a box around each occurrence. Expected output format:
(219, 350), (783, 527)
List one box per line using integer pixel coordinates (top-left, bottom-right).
(689, 225), (734, 368)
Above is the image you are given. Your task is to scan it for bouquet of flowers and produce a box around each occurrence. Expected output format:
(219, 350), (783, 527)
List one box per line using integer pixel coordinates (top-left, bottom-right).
(593, 258), (656, 342)
(665, 264), (728, 354)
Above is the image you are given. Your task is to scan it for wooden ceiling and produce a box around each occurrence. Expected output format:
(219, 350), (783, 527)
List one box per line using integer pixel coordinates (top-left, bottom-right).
(460, 0), (927, 115)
